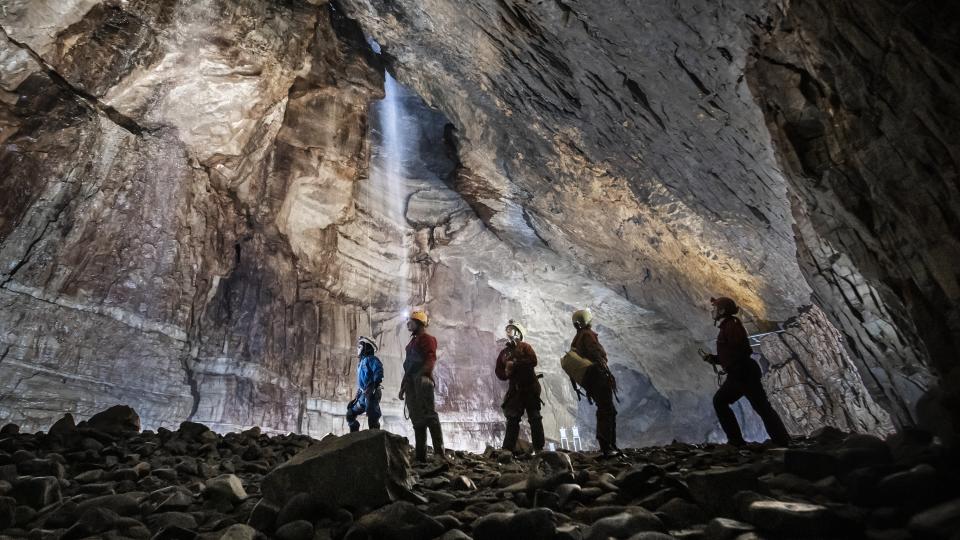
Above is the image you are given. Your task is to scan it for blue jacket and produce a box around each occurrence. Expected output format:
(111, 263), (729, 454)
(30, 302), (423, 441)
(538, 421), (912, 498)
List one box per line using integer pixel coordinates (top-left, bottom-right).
(357, 354), (384, 392)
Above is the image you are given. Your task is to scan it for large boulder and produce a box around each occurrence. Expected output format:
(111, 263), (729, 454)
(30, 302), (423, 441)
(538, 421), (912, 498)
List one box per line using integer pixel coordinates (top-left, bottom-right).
(261, 430), (415, 510)
(84, 406), (140, 434)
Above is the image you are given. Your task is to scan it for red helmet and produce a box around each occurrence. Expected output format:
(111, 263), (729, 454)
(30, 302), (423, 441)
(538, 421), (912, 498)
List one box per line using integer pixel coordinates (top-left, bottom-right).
(710, 296), (739, 316)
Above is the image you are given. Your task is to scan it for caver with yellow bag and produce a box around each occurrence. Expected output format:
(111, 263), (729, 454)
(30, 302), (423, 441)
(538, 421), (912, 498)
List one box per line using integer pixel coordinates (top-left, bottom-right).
(495, 320), (544, 453)
(564, 308), (621, 457)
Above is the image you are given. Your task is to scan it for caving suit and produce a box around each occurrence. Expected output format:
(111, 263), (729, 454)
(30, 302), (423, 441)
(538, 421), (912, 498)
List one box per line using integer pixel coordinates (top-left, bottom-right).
(402, 332), (444, 461)
(570, 327), (618, 453)
(346, 353), (384, 431)
(708, 315), (790, 446)
(495, 340), (545, 452)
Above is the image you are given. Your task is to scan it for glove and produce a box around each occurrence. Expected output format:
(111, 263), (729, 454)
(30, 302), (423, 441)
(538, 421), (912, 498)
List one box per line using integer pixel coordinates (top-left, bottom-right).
(398, 388), (405, 401)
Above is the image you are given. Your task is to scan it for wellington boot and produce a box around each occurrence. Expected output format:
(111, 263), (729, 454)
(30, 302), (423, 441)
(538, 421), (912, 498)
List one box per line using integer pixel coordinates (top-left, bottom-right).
(414, 425), (428, 463)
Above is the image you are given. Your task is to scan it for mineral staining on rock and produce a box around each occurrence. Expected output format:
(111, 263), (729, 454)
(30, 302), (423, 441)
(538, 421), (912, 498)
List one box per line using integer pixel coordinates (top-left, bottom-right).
(0, 0), (954, 449)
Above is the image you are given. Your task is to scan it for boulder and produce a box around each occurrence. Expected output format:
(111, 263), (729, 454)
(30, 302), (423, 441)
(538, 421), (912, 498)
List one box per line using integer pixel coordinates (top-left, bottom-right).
(85, 406), (141, 434)
(703, 517), (755, 540)
(216, 524), (259, 540)
(586, 510), (665, 540)
(205, 474), (247, 504)
(178, 421), (212, 440)
(685, 465), (759, 517)
(49, 414), (77, 436)
(743, 500), (840, 536)
(261, 430), (414, 510)
(275, 520), (314, 540)
(11, 476), (61, 508)
(0, 496), (15, 529)
(345, 501), (444, 540)
(908, 498), (960, 539)
(783, 449), (838, 480)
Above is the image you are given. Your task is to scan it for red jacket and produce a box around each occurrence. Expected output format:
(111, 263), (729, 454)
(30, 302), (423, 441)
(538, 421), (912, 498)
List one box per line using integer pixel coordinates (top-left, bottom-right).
(713, 316), (752, 370)
(570, 328), (608, 365)
(404, 333), (437, 377)
(495, 341), (538, 388)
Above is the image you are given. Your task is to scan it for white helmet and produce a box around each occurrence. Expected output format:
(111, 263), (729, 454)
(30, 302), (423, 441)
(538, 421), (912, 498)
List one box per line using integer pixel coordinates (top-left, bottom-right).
(505, 319), (527, 341)
(357, 336), (378, 354)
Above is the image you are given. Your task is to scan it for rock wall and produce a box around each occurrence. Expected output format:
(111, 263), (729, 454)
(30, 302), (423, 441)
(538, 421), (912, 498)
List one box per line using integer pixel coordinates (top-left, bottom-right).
(747, 0), (959, 429)
(2, 0), (951, 447)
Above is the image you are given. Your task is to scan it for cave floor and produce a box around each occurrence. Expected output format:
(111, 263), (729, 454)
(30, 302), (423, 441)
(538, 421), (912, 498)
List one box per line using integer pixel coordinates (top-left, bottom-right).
(0, 420), (956, 540)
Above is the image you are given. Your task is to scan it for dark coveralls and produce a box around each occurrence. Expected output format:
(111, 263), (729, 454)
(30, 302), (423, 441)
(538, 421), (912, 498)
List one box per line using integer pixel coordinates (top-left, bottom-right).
(346, 353), (383, 431)
(571, 328), (618, 453)
(495, 341), (545, 451)
(402, 333), (444, 461)
(708, 316), (790, 446)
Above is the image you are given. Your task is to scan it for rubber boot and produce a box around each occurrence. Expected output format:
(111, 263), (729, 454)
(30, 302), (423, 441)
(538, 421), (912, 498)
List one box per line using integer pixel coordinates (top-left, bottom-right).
(414, 425), (428, 463)
(428, 419), (446, 461)
(530, 415), (545, 452)
(502, 417), (521, 451)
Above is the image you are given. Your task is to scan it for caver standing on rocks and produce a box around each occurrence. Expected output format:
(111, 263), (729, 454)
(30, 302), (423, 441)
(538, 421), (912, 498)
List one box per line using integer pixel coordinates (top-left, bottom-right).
(346, 336), (384, 432)
(399, 310), (446, 462)
(563, 309), (621, 457)
(495, 319), (545, 454)
(700, 296), (791, 447)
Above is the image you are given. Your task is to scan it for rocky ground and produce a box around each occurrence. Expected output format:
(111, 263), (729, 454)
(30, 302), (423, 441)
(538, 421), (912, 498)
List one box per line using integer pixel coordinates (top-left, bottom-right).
(0, 406), (957, 540)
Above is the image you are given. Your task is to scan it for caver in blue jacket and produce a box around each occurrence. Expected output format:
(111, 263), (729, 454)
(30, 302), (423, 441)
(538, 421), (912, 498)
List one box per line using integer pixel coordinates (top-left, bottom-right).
(347, 337), (384, 432)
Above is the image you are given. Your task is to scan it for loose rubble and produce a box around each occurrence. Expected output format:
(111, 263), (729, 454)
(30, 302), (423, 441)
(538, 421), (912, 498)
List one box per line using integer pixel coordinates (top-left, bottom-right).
(0, 410), (956, 539)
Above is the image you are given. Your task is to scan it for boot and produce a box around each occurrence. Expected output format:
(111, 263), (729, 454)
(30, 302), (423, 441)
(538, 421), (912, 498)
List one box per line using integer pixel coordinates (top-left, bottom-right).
(502, 417), (521, 451)
(529, 416), (545, 452)
(414, 425), (428, 463)
(428, 419), (447, 461)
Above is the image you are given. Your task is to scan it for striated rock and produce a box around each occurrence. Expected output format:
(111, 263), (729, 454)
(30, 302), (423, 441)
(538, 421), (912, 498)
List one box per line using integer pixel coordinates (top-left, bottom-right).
(0, 0), (955, 463)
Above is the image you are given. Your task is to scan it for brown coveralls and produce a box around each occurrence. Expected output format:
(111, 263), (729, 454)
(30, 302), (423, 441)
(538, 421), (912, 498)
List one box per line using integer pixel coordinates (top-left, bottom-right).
(570, 327), (618, 453)
(495, 341), (544, 451)
(402, 332), (444, 461)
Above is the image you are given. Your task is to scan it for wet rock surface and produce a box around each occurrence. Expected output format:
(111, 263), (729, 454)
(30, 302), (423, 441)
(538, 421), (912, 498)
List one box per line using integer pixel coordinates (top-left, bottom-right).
(0, 411), (956, 539)
(1, 0), (952, 456)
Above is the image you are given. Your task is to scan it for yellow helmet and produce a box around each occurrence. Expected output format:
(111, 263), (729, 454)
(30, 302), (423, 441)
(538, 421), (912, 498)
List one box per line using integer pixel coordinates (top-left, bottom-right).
(505, 319), (527, 340)
(572, 309), (593, 327)
(409, 310), (429, 327)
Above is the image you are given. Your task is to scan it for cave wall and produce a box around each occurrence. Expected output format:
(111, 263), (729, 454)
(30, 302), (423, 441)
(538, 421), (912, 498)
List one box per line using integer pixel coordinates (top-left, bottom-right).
(1, 0), (950, 447)
(748, 0), (959, 430)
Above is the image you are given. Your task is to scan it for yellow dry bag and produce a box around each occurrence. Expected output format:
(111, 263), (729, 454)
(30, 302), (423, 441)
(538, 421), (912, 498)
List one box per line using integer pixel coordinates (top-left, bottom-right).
(561, 350), (592, 384)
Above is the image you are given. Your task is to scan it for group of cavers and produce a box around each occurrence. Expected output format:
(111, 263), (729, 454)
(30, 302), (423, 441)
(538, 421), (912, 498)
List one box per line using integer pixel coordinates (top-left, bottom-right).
(345, 296), (791, 463)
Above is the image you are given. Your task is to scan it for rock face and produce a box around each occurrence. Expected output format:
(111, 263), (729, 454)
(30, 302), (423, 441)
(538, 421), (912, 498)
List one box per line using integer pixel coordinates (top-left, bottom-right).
(0, 0), (956, 446)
